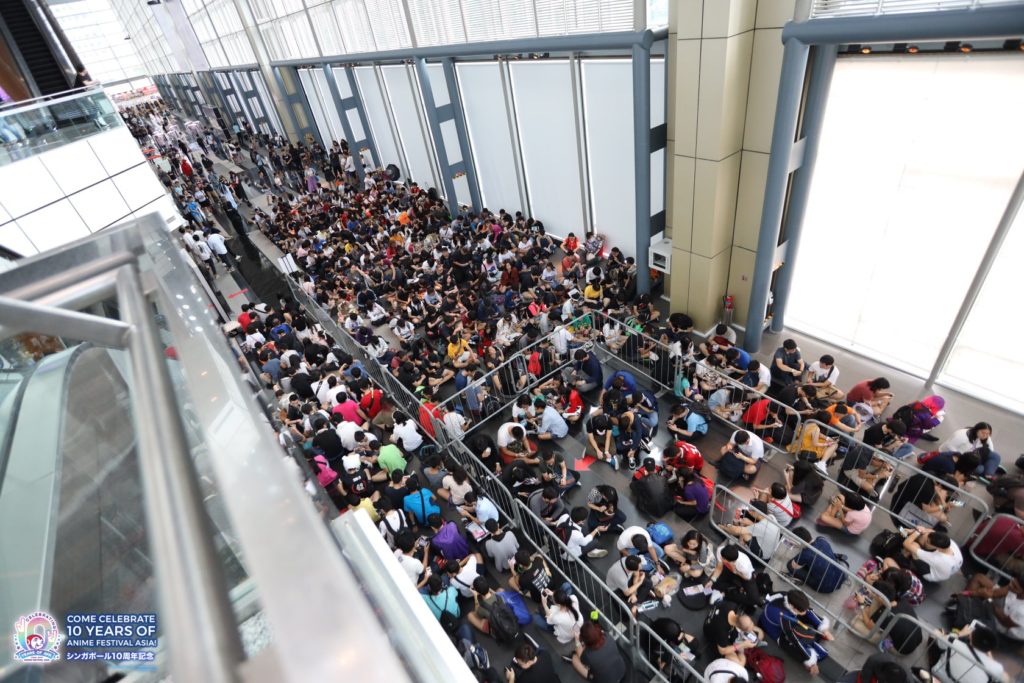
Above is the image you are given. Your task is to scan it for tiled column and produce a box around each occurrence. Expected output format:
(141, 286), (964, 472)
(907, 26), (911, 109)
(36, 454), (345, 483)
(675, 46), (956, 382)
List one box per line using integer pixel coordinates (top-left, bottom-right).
(667, 0), (799, 331)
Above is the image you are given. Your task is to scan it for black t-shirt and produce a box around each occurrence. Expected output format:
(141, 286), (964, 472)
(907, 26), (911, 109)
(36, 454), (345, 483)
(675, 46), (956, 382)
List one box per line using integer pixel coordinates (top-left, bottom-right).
(515, 650), (560, 683)
(892, 473), (936, 512)
(704, 601), (740, 651)
(313, 430), (343, 459)
(291, 372), (314, 399)
(519, 563), (551, 601)
(580, 637), (626, 683)
(864, 424), (899, 450)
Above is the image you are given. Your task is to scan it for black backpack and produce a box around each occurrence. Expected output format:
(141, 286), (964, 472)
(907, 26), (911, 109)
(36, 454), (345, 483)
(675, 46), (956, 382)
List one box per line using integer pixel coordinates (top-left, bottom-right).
(986, 475), (1024, 513)
(487, 600), (520, 643)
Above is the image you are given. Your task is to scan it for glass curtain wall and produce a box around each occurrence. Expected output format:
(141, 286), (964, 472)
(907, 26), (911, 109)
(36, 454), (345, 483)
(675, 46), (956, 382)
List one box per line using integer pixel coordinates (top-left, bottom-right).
(787, 54), (1024, 408)
(49, 0), (145, 83)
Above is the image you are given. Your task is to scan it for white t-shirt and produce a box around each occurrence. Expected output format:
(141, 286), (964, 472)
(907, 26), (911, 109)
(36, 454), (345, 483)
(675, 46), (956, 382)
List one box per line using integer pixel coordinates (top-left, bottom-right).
(716, 545), (754, 580)
(378, 509), (408, 546)
(616, 526), (654, 552)
(552, 326), (574, 355)
(452, 556), (480, 597)
(497, 422), (520, 448)
(556, 513), (596, 559)
(998, 590), (1024, 640)
(705, 658), (749, 683)
(605, 558), (633, 593)
(336, 421), (361, 450)
(808, 361), (839, 386)
(546, 595), (583, 644)
(748, 519), (781, 560)
(917, 543), (963, 582)
(442, 474), (473, 506)
(443, 411), (469, 436)
(394, 550), (422, 584)
(392, 420), (423, 451)
(931, 636), (1005, 683)
(755, 364), (772, 388)
(729, 431), (765, 462)
(768, 495), (797, 527)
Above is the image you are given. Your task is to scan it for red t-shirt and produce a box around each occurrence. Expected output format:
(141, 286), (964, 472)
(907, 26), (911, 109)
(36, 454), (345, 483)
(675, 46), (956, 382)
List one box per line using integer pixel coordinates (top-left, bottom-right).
(419, 402), (440, 438)
(847, 381), (874, 404)
(742, 399), (770, 426)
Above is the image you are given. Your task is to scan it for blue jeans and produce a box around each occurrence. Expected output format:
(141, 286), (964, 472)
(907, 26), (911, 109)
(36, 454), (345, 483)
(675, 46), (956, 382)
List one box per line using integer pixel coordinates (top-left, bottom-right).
(975, 449), (1003, 477)
(892, 443), (914, 459)
(640, 411), (659, 437)
(627, 544), (665, 572)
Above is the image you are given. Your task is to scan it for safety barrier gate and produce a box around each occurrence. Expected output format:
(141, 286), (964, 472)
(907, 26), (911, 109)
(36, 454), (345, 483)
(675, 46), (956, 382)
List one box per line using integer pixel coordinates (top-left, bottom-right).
(710, 485), (893, 671)
(872, 613), (1010, 683)
(968, 513), (1024, 581)
(805, 419), (990, 546)
(273, 268), (705, 682)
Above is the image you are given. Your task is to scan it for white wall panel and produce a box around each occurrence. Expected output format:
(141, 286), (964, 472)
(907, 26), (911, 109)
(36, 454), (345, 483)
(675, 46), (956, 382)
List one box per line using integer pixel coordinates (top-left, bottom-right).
(298, 68), (335, 146)
(456, 62), (520, 214)
(313, 68), (346, 144)
(354, 66), (403, 174)
(440, 119), (462, 165)
(39, 138), (107, 196)
(426, 63), (449, 107)
(381, 65), (438, 189)
(0, 158), (62, 219)
(69, 179), (132, 232)
(112, 165), (165, 211)
(346, 109), (365, 142)
(87, 126), (146, 176)
(0, 223), (38, 256)
(510, 61), (584, 239)
(453, 174), (472, 208)
(17, 201), (90, 253)
(581, 59), (635, 255)
(0, 202), (10, 225)
(332, 66), (353, 99)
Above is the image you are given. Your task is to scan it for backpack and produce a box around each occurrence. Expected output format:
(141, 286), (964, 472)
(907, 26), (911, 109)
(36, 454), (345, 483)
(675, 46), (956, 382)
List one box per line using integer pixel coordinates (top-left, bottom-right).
(487, 600), (521, 643)
(917, 451), (941, 466)
(555, 516), (577, 545)
(382, 510), (408, 541)
(945, 594), (997, 630)
(869, 530), (903, 560)
(457, 638), (490, 671)
(646, 522), (673, 546)
(689, 400), (712, 421)
(700, 474), (715, 498)
(432, 522), (470, 561)
(527, 352), (542, 377)
(986, 475), (1024, 513)
(770, 498), (801, 521)
(746, 647), (786, 683)
(497, 591), (532, 626)
(430, 592), (459, 634)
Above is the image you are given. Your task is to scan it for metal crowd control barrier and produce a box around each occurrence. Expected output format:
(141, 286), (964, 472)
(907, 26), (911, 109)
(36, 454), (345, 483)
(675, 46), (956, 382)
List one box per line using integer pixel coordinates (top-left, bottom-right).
(277, 272), (657, 673)
(587, 310), (803, 463)
(806, 419), (990, 545)
(710, 485), (892, 655)
(432, 326), (576, 442)
(635, 620), (706, 683)
(967, 513), (1024, 581)
(874, 613), (1007, 682)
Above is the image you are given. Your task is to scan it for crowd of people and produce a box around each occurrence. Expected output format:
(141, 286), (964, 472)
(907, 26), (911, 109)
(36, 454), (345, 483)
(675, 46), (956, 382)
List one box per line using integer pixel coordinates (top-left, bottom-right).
(122, 99), (1023, 683)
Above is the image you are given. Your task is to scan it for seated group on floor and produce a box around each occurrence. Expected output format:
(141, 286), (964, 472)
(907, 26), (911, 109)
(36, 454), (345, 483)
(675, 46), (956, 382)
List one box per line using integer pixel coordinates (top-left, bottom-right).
(147, 111), (1024, 683)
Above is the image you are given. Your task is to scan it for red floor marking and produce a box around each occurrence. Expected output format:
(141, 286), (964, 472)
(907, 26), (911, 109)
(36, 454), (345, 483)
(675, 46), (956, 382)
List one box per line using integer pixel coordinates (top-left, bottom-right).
(226, 288), (249, 299)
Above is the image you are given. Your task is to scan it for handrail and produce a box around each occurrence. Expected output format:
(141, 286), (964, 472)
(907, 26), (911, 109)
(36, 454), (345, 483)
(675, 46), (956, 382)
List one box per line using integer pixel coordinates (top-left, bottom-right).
(967, 513), (1024, 582)
(635, 619), (705, 683)
(874, 612), (1007, 681)
(0, 85), (99, 113)
(710, 485), (892, 644)
(806, 418), (991, 544)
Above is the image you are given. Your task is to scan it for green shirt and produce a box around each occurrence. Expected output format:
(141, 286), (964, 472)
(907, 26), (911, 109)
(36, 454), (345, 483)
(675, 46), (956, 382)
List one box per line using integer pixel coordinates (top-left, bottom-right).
(378, 443), (408, 475)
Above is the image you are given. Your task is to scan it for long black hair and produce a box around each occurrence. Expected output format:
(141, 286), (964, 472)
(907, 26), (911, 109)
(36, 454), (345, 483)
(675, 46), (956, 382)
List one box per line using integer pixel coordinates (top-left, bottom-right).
(967, 421), (993, 443)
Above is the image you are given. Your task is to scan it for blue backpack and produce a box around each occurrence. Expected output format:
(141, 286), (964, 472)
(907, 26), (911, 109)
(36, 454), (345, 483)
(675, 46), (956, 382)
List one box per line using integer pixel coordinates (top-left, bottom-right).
(497, 591), (532, 626)
(646, 522), (673, 546)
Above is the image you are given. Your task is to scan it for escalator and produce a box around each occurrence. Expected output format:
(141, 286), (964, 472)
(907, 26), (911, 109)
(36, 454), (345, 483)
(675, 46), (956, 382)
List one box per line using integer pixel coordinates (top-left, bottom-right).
(0, 0), (70, 97)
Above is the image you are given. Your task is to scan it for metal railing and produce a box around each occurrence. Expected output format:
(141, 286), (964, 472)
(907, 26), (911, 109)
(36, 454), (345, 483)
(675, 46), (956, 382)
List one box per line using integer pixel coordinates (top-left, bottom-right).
(586, 309), (803, 463)
(809, 0), (1002, 19)
(710, 485), (892, 653)
(635, 620), (705, 683)
(806, 419), (991, 545)
(967, 513), (1024, 581)
(874, 612), (1005, 680)
(0, 88), (122, 166)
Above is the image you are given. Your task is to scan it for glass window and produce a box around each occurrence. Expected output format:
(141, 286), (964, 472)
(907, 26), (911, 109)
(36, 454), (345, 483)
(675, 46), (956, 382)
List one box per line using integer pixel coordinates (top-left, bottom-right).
(333, 0), (377, 53)
(364, 0), (412, 50)
(787, 54), (1024, 375)
(940, 205), (1024, 413)
(308, 4), (346, 57)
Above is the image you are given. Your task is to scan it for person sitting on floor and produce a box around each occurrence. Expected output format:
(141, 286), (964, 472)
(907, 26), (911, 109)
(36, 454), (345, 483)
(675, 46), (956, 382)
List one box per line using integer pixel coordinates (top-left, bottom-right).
(817, 491), (872, 536)
(720, 500), (781, 562)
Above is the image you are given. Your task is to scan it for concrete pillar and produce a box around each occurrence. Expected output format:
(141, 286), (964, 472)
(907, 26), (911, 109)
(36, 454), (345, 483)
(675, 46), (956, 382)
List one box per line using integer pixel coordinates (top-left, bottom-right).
(666, 0), (800, 331)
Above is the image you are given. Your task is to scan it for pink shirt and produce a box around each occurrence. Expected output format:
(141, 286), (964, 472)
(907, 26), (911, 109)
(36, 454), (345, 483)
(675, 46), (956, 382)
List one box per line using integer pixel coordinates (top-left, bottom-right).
(333, 400), (362, 424)
(844, 506), (872, 535)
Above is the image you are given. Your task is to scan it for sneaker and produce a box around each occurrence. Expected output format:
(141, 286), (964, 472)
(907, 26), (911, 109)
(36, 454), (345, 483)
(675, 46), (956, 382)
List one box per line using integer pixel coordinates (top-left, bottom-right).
(610, 524), (625, 534)
(628, 456), (637, 470)
(709, 590), (724, 604)
(949, 499), (965, 508)
(879, 638), (893, 652)
(586, 548), (609, 559)
(609, 456), (619, 471)
(561, 654), (575, 664)
(661, 595), (672, 608)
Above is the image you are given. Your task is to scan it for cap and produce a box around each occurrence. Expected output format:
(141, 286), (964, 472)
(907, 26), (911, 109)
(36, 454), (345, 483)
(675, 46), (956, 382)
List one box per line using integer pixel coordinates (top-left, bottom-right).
(342, 454), (361, 471)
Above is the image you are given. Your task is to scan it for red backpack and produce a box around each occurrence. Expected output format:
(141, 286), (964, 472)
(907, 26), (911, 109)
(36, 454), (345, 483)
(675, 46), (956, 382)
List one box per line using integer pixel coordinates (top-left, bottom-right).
(745, 647), (786, 683)
(527, 352), (543, 377)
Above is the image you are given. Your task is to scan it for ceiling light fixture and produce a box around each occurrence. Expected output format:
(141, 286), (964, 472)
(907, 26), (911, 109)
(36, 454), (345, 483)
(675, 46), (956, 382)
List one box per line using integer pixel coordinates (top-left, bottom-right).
(907, 45), (919, 53)
(960, 43), (973, 53)
(860, 46), (872, 54)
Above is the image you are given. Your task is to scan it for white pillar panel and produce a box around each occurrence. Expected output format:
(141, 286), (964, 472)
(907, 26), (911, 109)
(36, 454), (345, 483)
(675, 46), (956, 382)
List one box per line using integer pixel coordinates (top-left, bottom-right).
(346, 109), (366, 142)
(380, 65), (438, 189)
(440, 119), (462, 165)
(651, 57), (666, 216)
(332, 67), (353, 99)
(312, 68), (346, 144)
(455, 62), (520, 215)
(0, 158), (62, 219)
(581, 59), (635, 255)
(87, 126), (147, 176)
(426, 63), (449, 107)
(16, 200), (90, 253)
(39, 138), (108, 196)
(0, 223), (38, 256)
(297, 68), (334, 146)
(509, 61), (585, 239)
(354, 66), (403, 174)
(68, 179), (132, 232)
